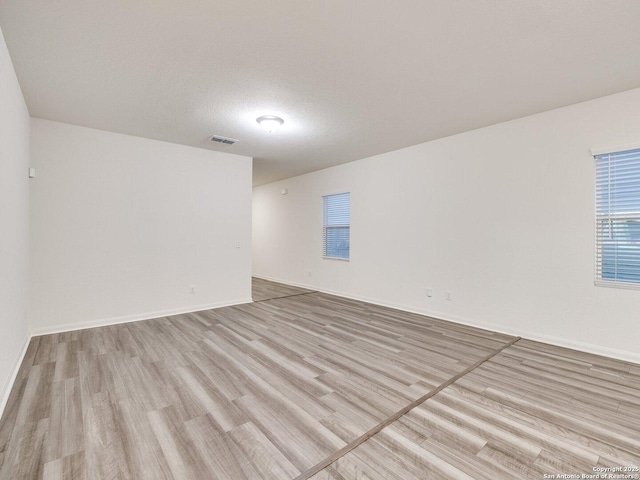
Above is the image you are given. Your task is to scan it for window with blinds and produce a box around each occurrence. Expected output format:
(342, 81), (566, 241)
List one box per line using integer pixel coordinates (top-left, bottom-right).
(323, 192), (350, 260)
(594, 147), (640, 287)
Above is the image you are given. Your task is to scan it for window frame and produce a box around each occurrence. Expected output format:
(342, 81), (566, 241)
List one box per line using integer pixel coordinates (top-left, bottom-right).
(592, 143), (640, 290)
(322, 192), (350, 261)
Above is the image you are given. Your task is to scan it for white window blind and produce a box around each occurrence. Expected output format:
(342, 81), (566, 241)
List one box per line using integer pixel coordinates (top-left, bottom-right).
(594, 148), (640, 287)
(323, 192), (350, 260)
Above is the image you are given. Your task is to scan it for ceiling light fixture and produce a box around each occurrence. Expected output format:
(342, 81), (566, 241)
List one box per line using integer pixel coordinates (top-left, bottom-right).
(256, 115), (284, 133)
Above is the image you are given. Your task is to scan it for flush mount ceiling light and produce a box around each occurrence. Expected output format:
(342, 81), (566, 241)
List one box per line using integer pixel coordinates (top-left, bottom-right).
(256, 115), (284, 133)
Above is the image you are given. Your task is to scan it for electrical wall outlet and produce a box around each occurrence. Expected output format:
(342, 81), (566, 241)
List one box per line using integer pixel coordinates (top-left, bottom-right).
(426, 288), (433, 297)
(189, 285), (196, 294)
(445, 291), (452, 301)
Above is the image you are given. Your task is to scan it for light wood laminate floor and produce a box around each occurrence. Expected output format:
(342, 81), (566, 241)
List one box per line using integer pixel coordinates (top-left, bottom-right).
(0, 282), (638, 479)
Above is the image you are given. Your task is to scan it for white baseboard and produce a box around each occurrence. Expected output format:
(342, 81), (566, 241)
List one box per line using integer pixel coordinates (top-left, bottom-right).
(252, 275), (640, 366)
(30, 297), (253, 337)
(0, 332), (31, 420)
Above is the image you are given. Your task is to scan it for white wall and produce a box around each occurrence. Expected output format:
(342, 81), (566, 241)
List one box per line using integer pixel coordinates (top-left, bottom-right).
(29, 119), (252, 333)
(0, 27), (31, 413)
(253, 88), (640, 364)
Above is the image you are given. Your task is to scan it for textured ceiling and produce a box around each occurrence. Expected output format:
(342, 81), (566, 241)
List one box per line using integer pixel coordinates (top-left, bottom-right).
(2, 1), (640, 185)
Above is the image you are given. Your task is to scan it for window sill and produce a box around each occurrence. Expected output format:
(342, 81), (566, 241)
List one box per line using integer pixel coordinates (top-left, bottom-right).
(595, 280), (640, 291)
(322, 256), (350, 262)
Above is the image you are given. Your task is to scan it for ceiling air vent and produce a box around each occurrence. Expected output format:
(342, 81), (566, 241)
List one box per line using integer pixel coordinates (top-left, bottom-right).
(210, 135), (239, 145)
